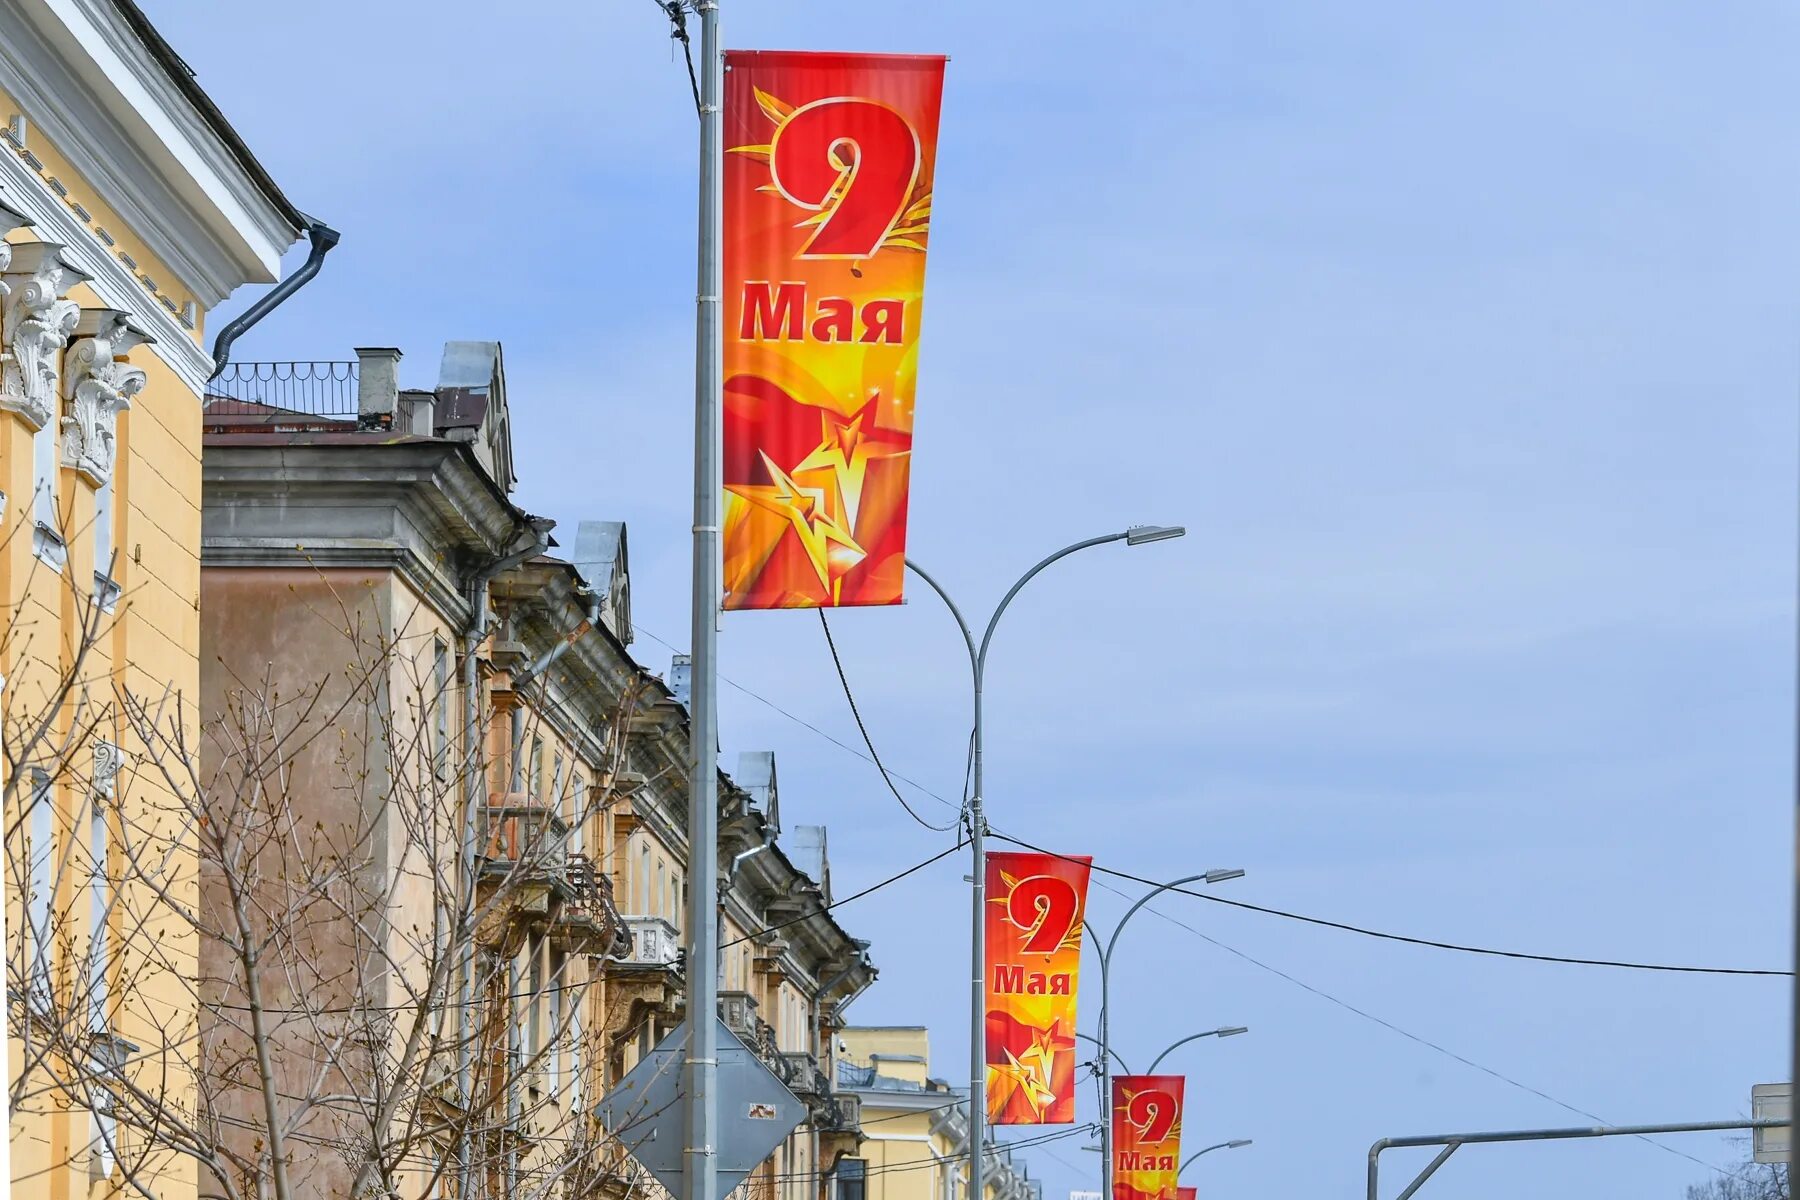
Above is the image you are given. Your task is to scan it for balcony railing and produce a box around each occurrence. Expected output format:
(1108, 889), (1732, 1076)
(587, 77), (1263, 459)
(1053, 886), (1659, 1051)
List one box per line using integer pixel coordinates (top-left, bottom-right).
(619, 915), (679, 967)
(203, 361), (358, 424)
(480, 797), (570, 880)
(720, 990), (759, 1042)
(781, 1051), (831, 1098)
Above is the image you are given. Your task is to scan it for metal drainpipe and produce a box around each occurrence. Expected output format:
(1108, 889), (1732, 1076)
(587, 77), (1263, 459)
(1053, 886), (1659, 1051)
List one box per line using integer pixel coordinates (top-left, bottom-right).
(514, 588), (603, 690)
(207, 219), (341, 378)
(456, 522), (551, 1200)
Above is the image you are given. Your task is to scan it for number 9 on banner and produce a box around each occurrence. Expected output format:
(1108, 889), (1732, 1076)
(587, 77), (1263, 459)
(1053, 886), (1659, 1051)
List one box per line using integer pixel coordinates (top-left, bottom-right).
(771, 97), (921, 260)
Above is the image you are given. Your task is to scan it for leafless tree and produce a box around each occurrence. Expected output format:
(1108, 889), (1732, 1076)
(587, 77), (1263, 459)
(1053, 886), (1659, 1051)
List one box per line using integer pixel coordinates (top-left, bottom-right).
(5, 519), (654, 1200)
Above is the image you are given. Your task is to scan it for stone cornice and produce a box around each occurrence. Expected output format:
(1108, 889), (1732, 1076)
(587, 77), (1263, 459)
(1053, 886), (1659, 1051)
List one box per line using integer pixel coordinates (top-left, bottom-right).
(4, 0), (299, 299)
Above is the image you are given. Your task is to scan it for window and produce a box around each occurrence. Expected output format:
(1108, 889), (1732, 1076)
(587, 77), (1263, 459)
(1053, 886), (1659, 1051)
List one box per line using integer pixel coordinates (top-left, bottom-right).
(526, 933), (544, 1069)
(31, 416), (64, 568)
(432, 640), (451, 781)
(27, 770), (53, 1010)
(637, 842), (650, 914)
(833, 1158), (867, 1200)
(550, 753), (564, 808)
(93, 473), (118, 610)
(569, 774), (585, 855)
(570, 987), (584, 1107)
(654, 860), (665, 920)
(89, 791), (108, 1033)
(528, 736), (543, 801)
(548, 951), (566, 1094)
(669, 871), (681, 933)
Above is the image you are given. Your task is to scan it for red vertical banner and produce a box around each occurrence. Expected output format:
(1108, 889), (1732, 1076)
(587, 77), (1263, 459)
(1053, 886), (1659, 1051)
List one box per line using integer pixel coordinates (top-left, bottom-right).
(1177, 1190), (1196, 1200)
(721, 51), (946, 609)
(984, 851), (1091, 1124)
(1113, 1075), (1185, 1200)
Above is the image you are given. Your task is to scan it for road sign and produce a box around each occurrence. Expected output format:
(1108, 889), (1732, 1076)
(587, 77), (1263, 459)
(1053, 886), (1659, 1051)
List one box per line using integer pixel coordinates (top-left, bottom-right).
(598, 1018), (806, 1200)
(1753, 1083), (1790, 1164)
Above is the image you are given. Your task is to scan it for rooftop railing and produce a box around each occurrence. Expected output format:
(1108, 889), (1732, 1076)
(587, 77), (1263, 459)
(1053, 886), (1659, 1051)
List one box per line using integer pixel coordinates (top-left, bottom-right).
(203, 361), (358, 421)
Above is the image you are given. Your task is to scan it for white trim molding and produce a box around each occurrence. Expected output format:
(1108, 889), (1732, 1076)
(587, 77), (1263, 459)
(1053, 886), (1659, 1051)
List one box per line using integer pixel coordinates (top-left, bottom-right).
(0, 0), (299, 304)
(0, 166), (213, 394)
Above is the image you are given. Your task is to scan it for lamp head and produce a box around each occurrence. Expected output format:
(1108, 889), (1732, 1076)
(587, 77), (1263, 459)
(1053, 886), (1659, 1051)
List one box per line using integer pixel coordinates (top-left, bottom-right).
(1125, 524), (1186, 546)
(1215, 1026), (1249, 1038)
(1203, 868), (1246, 884)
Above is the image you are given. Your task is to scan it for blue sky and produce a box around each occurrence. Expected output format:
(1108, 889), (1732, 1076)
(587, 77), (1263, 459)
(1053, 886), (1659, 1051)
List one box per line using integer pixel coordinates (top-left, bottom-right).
(150, 2), (1796, 1195)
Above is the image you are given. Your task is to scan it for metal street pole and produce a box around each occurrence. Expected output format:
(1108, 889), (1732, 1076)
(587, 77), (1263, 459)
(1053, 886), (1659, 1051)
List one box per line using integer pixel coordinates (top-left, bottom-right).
(905, 524), (1183, 1200)
(1090, 872), (1243, 1200)
(683, 6), (722, 1200)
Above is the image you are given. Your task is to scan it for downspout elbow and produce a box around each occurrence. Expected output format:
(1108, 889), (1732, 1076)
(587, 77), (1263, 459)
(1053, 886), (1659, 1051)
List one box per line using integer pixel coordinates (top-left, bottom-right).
(209, 218), (341, 379)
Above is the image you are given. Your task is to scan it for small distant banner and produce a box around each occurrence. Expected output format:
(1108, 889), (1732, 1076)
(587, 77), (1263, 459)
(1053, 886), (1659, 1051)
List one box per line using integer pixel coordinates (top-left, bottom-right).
(1177, 1190), (1196, 1200)
(1112, 1075), (1185, 1200)
(721, 50), (946, 609)
(984, 851), (1092, 1125)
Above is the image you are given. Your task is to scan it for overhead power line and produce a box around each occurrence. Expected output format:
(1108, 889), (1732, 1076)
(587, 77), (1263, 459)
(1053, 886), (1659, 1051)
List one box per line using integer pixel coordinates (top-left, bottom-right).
(818, 611), (962, 832)
(1079, 871), (1727, 1178)
(992, 832), (1792, 979)
(651, 1), (702, 117)
(641, 617), (1787, 977)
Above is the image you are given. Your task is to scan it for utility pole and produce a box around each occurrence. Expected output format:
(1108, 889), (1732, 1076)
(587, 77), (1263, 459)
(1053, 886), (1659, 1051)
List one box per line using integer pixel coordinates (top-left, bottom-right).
(684, 5), (722, 1200)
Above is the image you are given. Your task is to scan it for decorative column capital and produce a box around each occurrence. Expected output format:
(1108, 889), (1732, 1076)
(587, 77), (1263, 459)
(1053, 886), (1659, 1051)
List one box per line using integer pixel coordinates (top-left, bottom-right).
(92, 740), (124, 797)
(62, 308), (152, 486)
(1, 242), (89, 431)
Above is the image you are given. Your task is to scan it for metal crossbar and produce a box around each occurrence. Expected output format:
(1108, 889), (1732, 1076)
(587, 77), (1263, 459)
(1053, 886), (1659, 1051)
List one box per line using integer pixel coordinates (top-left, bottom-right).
(1368, 1118), (1783, 1200)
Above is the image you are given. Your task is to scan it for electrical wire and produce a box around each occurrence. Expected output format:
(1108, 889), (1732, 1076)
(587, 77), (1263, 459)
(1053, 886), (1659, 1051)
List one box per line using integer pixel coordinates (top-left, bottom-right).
(639, 618), (1786, 977)
(992, 832), (1792, 979)
(1079, 871), (1728, 1177)
(722, 835), (966, 948)
(651, 1), (703, 118)
(819, 611), (961, 832)
(201, 838), (966, 1014)
(633, 623), (960, 811)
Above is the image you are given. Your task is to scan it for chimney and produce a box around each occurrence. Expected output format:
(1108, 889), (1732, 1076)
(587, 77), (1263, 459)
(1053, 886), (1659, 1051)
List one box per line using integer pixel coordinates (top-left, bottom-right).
(396, 388), (437, 437)
(355, 346), (402, 429)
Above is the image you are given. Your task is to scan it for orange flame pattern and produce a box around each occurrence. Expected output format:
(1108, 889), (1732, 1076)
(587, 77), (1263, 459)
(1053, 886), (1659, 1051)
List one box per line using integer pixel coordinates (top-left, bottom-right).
(984, 851), (1092, 1125)
(721, 51), (947, 609)
(1113, 1075), (1185, 1200)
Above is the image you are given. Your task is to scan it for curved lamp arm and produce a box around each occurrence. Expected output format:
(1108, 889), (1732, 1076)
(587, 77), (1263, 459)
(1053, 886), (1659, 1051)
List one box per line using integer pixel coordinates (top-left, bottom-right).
(1075, 1030), (1132, 1076)
(976, 533), (1130, 674)
(1145, 1027), (1248, 1075)
(904, 558), (979, 691)
(1180, 1140), (1252, 1173)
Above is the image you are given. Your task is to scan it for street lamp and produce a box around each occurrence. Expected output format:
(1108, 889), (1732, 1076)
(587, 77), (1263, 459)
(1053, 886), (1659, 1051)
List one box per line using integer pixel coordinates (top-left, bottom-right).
(1089, 873), (1245, 1200)
(904, 525), (1185, 1200)
(1144, 1028), (1247, 1075)
(1181, 1140), (1252, 1174)
(1076, 1027), (1248, 1076)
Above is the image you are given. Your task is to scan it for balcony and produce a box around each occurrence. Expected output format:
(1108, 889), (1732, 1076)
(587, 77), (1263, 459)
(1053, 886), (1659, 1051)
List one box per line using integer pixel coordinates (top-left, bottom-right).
(781, 1051), (831, 1098)
(547, 854), (627, 956)
(720, 990), (759, 1042)
(813, 1092), (861, 1134)
(618, 915), (680, 968)
(480, 796), (570, 883)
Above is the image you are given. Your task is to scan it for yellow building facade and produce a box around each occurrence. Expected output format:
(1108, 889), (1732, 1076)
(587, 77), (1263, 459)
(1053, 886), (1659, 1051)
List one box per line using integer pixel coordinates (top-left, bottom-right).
(0, 3), (305, 1198)
(838, 1029), (1045, 1200)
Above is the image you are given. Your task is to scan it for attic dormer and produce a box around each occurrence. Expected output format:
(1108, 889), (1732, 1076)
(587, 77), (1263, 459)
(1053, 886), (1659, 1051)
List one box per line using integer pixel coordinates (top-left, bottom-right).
(436, 340), (516, 494)
(736, 751), (778, 834)
(574, 519), (632, 646)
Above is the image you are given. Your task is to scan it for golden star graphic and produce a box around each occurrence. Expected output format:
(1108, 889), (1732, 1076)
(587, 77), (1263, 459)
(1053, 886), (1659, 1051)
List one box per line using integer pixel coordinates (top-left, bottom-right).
(789, 393), (908, 536)
(724, 451), (866, 598)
